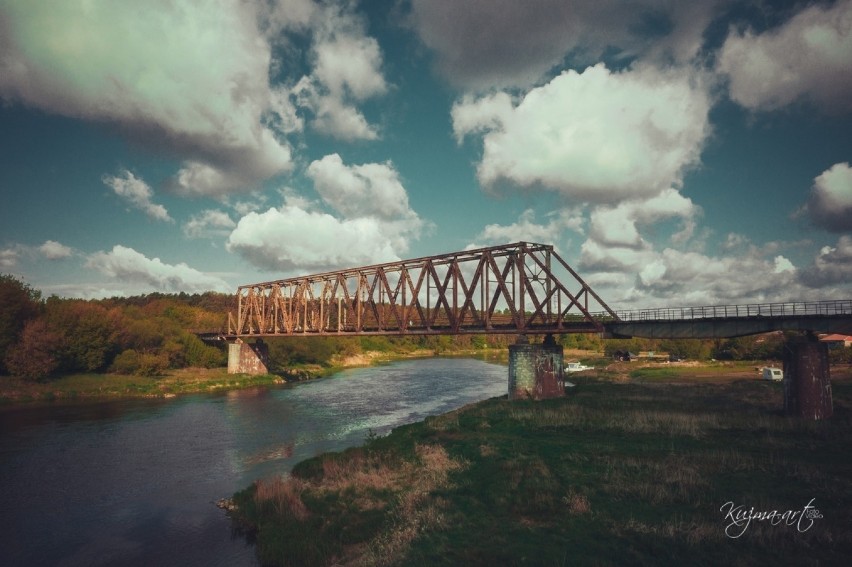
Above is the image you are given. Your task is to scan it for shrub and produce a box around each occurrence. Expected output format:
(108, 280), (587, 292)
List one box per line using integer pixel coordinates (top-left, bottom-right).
(136, 353), (169, 376)
(4, 319), (60, 381)
(110, 349), (141, 375)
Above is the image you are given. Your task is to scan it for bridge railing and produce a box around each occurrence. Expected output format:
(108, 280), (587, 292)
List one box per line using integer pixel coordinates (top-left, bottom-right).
(600, 300), (852, 322)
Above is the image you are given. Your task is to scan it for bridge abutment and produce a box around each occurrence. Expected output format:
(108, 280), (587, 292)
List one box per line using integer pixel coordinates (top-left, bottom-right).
(508, 334), (564, 400)
(783, 337), (832, 420)
(227, 339), (269, 375)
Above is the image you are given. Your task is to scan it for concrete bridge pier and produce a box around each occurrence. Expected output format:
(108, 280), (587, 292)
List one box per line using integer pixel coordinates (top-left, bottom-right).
(508, 334), (565, 400)
(227, 338), (269, 375)
(783, 335), (832, 420)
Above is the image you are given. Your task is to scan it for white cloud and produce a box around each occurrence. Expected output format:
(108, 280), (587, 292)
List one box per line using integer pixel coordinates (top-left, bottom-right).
(103, 170), (172, 222)
(287, 3), (387, 141)
(293, 79), (380, 141)
(183, 210), (236, 239)
(773, 255), (795, 274)
(0, 247), (18, 268)
(0, 0), (293, 197)
(313, 32), (387, 100)
(588, 189), (699, 249)
(306, 154), (414, 220)
(453, 64), (711, 202)
(408, 0), (719, 89)
(586, 244), (805, 307)
(475, 208), (584, 246)
(86, 245), (229, 293)
(803, 162), (852, 232)
(38, 240), (73, 260)
(800, 235), (852, 287)
(226, 206), (405, 272)
(716, 1), (852, 112)
(228, 154), (426, 273)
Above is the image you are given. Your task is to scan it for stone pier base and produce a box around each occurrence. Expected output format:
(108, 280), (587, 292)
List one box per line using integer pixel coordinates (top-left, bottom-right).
(783, 338), (832, 420)
(508, 335), (564, 400)
(227, 339), (269, 375)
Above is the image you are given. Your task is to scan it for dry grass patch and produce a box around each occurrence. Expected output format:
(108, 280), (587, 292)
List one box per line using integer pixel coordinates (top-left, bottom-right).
(600, 408), (721, 437)
(359, 445), (467, 566)
(254, 475), (309, 520)
(247, 444), (468, 567)
(600, 454), (710, 505)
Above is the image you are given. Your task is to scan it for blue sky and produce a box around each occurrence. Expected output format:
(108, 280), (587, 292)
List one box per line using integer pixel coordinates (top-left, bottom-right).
(1, 0), (851, 309)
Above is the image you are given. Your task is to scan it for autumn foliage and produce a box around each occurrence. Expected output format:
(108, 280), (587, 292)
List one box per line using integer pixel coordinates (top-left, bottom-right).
(1, 275), (230, 381)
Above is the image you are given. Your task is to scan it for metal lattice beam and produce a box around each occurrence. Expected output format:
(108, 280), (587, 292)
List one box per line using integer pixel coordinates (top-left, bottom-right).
(227, 242), (620, 337)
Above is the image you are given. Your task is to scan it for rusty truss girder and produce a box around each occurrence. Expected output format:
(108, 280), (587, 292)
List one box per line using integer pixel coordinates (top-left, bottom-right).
(227, 242), (619, 337)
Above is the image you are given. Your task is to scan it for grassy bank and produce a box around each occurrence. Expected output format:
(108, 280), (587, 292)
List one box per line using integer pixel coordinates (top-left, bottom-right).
(0, 348), (507, 407)
(0, 367), (294, 405)
(230, 374), (852, 566)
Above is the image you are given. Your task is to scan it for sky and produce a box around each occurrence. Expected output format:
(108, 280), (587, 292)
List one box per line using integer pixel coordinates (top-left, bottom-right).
(1, 0), (851, 310)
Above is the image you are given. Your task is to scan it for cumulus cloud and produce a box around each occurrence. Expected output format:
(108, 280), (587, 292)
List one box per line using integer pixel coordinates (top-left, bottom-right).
(580, 241), (806, 307)
(103, 170), (172, 222)
(453, 64), (711, 202)
(408, 0), (720, 89)
(474, 208), (584, 246)
(799, 235), (852, 287)
(287, 3), (387, 141)
(38, 240), (73, 260)
(86, 245), (229, 293)
(588, 189), (699, 249)
(0, 247), (18, 268)
(228, 154), (426, 273)
(306, 154), (414, 220)
(716, 0), (852, 112)
(0, 0), (293, 197)
(226, 206), (403, 272)
(802, 162), (852, 232)
(183, 210), (236, 239)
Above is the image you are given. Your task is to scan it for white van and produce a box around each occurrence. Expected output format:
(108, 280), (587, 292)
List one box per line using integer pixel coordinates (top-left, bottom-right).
(762, 367), (783, 381)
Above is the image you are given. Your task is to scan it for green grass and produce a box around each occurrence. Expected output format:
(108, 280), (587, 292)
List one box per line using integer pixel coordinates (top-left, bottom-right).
(628, 361), (758, 381)
(0, 368), (285, 404)
(231, 376), (852, 566)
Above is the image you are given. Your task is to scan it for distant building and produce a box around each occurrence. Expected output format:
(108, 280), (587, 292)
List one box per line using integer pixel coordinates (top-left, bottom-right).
(819, 334), (852, 349)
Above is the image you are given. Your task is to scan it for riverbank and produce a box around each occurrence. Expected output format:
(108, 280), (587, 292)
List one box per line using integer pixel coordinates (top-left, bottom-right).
(0, 367), (289, 406)
(229, 372), (852, 566)
(0, 348), (507, 407)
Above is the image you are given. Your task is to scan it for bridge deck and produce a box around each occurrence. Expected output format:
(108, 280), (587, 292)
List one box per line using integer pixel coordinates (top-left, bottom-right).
(602, 300), (852, 338)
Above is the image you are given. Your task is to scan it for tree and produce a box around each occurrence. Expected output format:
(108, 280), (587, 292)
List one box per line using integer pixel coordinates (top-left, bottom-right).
(44, 299), (122, 372)
(5, 319), (61, 381)
(0, 274), (42, 374)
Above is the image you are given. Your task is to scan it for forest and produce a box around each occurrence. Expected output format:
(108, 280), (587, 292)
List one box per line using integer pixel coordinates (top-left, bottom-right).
(3, 274), (846, 382)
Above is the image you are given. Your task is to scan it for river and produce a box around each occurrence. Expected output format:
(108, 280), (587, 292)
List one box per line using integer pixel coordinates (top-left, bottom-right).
(0, 358), (506, 566)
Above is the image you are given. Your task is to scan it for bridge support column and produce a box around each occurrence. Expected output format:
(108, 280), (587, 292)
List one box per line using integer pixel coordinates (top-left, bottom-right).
(227, 338), (269, 375)
(783, 336), (832, 420)
(508, 334), (564, 400)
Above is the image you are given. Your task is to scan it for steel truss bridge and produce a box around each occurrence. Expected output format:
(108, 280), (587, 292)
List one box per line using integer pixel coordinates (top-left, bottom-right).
(225, 242), (852, 340)
(228, 242), (617, 337)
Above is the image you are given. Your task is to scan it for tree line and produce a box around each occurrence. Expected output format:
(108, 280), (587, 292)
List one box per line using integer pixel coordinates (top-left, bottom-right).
(5, 274), (838, 382)
(1, 274), (229, 381)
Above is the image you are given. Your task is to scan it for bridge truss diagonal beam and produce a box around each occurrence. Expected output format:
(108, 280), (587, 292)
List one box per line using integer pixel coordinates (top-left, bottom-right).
(227, 242), (620, 338)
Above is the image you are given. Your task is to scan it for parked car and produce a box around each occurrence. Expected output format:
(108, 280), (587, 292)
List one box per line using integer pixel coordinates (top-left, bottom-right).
(566, 362), (592, 373)
(762, 367), (783, 381)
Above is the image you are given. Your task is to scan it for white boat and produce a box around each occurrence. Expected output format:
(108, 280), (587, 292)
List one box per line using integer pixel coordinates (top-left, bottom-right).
(565, 361), (592, 373)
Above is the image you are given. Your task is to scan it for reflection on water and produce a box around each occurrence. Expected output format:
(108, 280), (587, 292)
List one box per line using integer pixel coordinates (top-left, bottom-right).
(0, 358), (506, 566)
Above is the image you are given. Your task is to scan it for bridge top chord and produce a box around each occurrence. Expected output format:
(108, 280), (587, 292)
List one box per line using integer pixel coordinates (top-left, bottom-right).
(228, 242), (619, 337)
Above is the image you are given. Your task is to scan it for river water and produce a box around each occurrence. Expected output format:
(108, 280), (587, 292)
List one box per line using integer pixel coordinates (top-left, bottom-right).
(0, 357), (506, 566)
